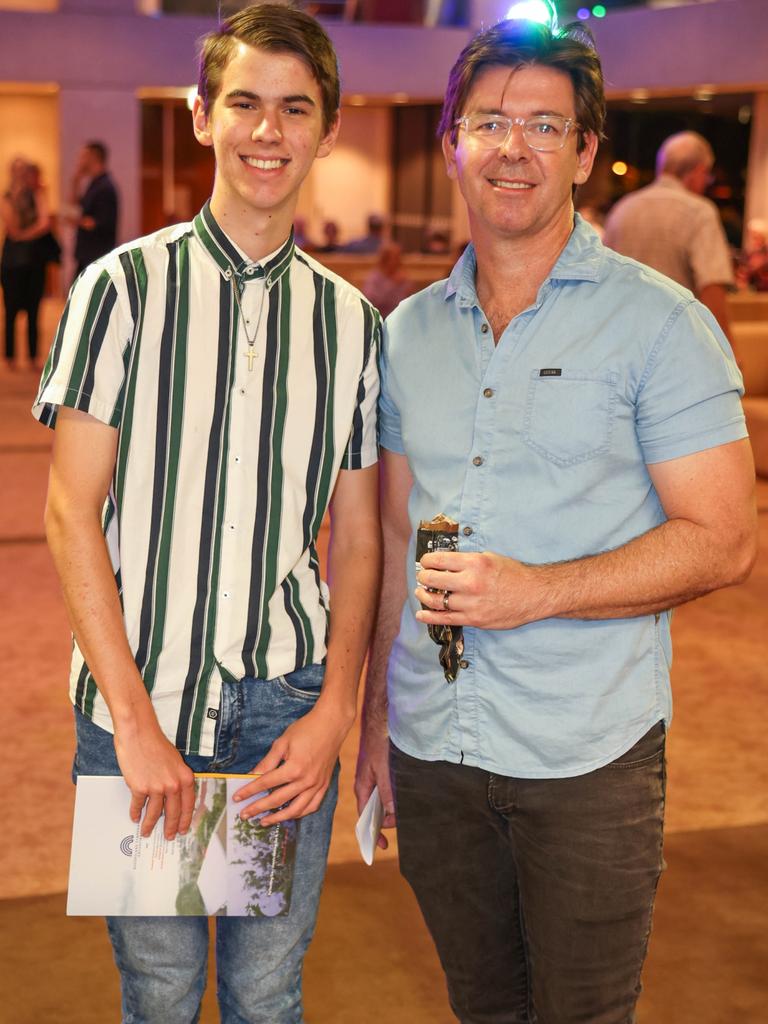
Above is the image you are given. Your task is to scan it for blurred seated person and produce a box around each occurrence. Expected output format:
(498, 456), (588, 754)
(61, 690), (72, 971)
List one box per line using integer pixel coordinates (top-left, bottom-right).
(293, 215), (315, 252)
(362, 242), (414, 318)
(342, 213), (384, 254)
(316, 219), (341, 253)
(741, 219), (768, 292)
(422, 228), (450, 254)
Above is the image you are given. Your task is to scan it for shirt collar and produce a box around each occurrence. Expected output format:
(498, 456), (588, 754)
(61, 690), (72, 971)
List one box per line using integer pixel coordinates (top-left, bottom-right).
(193, 200), (295, 288)
(444, 213), (606, 307)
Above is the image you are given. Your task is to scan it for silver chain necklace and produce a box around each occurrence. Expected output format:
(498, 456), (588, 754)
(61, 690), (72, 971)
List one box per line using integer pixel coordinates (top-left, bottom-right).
(229, 273), (267, 372)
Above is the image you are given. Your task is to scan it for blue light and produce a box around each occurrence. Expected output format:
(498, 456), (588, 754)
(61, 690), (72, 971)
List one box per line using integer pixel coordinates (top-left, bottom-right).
(505, 1), (557, 27)
(577, 6), (590, 18)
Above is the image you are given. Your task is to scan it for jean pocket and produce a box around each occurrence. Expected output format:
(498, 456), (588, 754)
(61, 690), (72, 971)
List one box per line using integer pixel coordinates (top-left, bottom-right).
(523, 368), (618, 466)
(605, 722), (666, 770)
(276, 663), (325, 701)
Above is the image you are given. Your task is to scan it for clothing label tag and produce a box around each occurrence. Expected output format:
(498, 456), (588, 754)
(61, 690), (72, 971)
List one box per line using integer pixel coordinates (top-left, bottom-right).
(539, 368), (562, 377)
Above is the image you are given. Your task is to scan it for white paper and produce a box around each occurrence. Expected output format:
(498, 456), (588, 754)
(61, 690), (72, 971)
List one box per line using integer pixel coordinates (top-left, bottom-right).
(355, 786), (384, 866)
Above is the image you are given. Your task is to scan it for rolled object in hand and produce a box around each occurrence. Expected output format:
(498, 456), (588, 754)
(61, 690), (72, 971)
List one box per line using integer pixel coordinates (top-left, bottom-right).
(415, 514), (465, 683)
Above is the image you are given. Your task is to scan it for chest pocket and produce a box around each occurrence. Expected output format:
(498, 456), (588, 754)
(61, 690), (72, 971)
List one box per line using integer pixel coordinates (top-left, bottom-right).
(523, 369), (619, 467)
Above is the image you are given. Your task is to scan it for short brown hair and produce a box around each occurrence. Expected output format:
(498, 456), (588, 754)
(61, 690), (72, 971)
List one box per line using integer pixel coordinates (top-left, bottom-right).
(438, 19), (605, 153)
(198, 3), (340, 134)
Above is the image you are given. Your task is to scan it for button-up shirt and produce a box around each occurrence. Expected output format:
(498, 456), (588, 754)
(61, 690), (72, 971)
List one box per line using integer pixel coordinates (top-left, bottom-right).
(34, 202), (380, 756)
(380, 215), (745, 778)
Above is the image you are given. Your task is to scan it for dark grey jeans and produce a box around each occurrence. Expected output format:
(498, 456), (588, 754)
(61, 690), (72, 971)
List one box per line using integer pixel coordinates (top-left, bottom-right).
(391, 722), (666, 1024)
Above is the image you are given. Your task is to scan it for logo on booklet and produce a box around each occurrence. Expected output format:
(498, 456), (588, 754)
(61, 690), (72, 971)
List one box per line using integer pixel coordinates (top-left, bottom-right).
(120, 835), (134, 857)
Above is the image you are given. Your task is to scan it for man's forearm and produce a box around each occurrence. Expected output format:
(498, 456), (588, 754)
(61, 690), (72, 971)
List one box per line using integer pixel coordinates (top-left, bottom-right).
(362, 524), (410, 728)
(45, 501), (154, 728)
(535, 515), (756, 622)
(320, 530), (382, 723)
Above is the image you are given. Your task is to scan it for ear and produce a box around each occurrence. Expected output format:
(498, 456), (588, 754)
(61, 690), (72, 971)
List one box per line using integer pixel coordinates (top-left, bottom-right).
(316, 111), (341, 160)
(574, 131), (598, 186)
(192, 95), (214, 148)
(442, 131), (458, 181)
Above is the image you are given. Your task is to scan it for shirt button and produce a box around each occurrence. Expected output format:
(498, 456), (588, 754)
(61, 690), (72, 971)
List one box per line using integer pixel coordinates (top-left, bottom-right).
(459, 659), (470, 670)
(480, 323), (489, 334)
(462, 526), (473, 537)
(239, 388), (246, 395)
(472, 455), (484, 466)
(483, 387), (494, 398)
(223, 591), (230, 598)
(234, 456), (241, 463)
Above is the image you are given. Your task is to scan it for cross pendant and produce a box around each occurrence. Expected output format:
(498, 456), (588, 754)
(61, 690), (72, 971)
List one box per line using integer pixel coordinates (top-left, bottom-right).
(244, 347), (257, 372)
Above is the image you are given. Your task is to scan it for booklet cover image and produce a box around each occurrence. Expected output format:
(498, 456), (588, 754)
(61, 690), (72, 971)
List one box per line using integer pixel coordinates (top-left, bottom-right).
(67, 776), (297, 917)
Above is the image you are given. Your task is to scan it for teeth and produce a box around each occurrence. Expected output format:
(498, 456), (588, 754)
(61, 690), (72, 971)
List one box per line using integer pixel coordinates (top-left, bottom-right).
(491, 180), (533, 190)
(243, 157), (285, 170)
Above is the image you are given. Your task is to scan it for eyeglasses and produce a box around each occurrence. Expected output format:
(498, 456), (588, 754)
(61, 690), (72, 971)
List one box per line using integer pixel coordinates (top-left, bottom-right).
(455, 113), (581, 152)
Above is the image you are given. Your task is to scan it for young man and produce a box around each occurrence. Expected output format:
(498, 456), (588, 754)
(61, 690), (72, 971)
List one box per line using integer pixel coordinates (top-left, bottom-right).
(356, 17), (756, 1024)
(35, 5), (381, 1022)
(69, 140), (119, 278)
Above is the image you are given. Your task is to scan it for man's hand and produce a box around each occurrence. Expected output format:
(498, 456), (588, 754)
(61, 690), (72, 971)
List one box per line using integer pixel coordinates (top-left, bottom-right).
(415, 550), (542, 630)
(114, 718), (196, 841)
(355, 714), (396, 851)
(233, 702), (353, 826)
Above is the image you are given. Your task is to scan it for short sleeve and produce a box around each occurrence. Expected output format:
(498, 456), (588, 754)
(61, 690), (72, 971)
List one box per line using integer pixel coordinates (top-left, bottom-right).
(377, 322), (405, 455)
(637, 299), (747, 464)
(689, 204), (735, 291)
(32, 261), (131, 430)
(341, 301), (381, 470)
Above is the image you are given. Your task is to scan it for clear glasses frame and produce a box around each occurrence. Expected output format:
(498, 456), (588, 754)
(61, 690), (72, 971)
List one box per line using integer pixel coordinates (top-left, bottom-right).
(454, 113), (581, 152)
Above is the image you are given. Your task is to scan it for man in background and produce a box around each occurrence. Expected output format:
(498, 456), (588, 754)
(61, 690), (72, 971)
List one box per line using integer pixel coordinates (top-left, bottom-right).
(69, 140), (118, 278)
(603, 130), (735, 343)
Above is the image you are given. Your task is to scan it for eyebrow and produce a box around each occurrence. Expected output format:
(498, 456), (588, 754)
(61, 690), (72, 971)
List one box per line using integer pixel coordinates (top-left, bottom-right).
(225, 89), (316, 107)
(470, 107), (568, 118)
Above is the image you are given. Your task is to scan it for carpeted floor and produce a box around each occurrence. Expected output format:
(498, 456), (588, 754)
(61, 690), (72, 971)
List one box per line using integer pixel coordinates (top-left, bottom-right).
(1, 303), (767, 1022)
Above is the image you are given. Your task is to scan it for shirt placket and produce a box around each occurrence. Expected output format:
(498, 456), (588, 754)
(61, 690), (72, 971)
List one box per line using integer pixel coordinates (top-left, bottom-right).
(454, 302), (538, 761)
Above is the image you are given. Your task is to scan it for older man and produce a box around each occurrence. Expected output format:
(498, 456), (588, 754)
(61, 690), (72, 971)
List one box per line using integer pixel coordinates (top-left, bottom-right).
(603, 130), (735, 342)
(356, 17), (756, 1024)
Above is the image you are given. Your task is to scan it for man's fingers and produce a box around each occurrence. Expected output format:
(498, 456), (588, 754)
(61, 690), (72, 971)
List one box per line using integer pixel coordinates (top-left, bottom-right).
(252, 738), (289, 777)
(129, 791), (147, 823)
(178, 779), (197, 835)
(141, 794), (164, 838)
(163, 791), (182, 840)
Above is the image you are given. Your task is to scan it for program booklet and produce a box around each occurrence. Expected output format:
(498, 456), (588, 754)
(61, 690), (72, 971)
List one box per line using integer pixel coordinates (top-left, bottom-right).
(67, 775), (297, 917)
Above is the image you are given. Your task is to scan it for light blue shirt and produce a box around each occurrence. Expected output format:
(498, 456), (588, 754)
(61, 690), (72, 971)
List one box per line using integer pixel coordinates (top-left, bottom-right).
(380, 216), (746, 778)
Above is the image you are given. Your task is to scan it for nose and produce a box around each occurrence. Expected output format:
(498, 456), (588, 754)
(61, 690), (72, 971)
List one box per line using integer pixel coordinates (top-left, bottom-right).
(498, 118), (530, 160)
(252, 112), (282, 143)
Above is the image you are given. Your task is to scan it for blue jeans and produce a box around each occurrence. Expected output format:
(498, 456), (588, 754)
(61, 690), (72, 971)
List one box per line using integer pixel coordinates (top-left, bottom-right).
(73, 665), (338, 1024)
(391, 722), (667, 1024)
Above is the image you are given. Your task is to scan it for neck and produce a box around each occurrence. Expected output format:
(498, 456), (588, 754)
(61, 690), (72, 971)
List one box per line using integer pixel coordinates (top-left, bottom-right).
(472, 208), (574, 312)
(209, 190), (294, 263)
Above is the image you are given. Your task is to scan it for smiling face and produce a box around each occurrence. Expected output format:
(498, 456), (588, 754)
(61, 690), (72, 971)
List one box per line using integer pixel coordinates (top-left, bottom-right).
(193, 43), (338, 252)
(443, 63), (597, 248)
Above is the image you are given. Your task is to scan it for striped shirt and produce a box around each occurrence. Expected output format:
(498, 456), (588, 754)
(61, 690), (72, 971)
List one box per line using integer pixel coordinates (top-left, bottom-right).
(33, 202), (380, 756)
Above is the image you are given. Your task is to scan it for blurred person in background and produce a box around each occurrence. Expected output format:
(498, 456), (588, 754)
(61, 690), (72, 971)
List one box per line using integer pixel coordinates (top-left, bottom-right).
(362, 241), (414, 317)
(316, 218), (341, 252)
(1, 157), (53, 369)
(342, 212), (385, 254)
(740, 218), (768, 291)
(603, 131), (735, 346)
(69, 140), (118, 279)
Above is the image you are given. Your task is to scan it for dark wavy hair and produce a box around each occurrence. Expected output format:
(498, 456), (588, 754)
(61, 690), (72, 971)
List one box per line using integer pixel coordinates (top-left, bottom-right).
(198, 3), (340, 134)
(438, 19), (606, 153)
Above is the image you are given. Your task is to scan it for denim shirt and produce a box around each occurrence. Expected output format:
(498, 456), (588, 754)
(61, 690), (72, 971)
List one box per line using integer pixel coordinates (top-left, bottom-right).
(380, 216), (746, 778)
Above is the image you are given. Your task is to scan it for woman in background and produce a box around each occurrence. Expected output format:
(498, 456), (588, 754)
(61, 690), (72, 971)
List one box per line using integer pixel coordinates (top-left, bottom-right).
(1, 158), (53, 368)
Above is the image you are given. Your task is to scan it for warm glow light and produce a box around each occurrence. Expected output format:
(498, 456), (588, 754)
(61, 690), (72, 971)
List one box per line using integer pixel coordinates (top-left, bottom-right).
(186, 87), (197, 111)
(693, 85), (715, 101)
(630, 88), (650, 104)
(612, 161), (628, 177)
(506, 1), (556, 26)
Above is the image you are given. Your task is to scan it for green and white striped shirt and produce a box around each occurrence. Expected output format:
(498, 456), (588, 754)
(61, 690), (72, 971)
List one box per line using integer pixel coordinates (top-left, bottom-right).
(33, 202), (380, 756)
